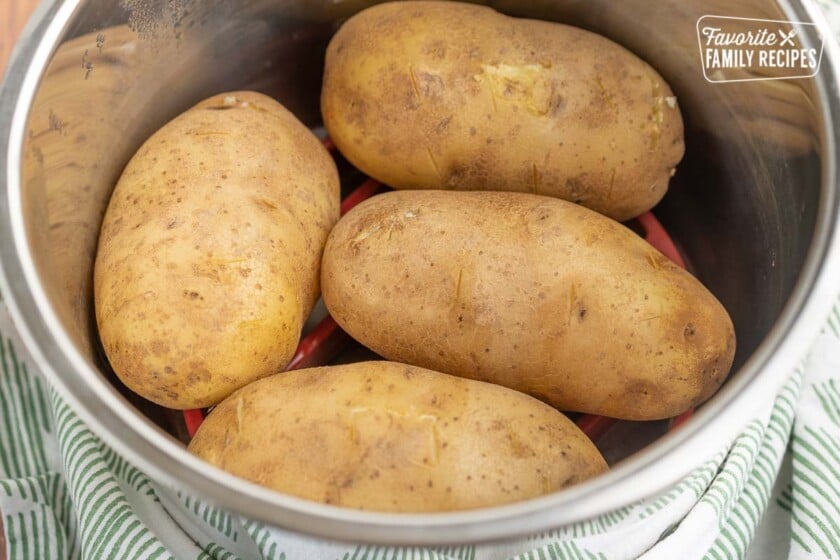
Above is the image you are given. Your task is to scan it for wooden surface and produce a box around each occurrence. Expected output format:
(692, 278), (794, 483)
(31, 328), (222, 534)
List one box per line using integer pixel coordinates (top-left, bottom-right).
(1, 0), (39, 75)
(1, 1), (40, 556)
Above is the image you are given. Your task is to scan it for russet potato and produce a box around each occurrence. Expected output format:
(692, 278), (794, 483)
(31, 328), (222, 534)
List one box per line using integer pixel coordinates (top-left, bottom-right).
(188, 361), (608, 512)
(322, 1), (684, 221)
(322, 190), (736, 420)
(95, 91), (339, 409)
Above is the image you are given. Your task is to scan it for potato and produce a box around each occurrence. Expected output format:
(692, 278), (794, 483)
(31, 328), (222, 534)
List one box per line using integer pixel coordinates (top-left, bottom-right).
(321, 1), (684, 221)
(322, 191), (736, 421)
(94, 91), (339, 409)
(188, 361), (608, 512)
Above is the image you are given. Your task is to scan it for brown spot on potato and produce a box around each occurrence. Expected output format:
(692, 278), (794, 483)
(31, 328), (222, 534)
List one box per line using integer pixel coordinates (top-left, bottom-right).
(149, 340), (168, 356)
(423, 40), (447, 59)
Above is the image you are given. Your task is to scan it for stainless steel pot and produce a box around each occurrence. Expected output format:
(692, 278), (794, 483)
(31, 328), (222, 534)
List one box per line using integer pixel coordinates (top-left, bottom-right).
(1, 0), (839, 546)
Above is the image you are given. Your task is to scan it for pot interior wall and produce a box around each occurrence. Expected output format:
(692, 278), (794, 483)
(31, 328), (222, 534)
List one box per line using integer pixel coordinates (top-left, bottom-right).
(19, 0), (823, 446)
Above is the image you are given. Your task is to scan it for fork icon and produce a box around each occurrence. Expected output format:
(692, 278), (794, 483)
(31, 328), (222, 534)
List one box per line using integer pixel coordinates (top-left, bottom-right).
(778, 29), (796, 46)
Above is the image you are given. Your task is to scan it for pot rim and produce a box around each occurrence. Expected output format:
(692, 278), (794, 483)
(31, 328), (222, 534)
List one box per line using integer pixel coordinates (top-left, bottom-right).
(1, 0), (839, 546)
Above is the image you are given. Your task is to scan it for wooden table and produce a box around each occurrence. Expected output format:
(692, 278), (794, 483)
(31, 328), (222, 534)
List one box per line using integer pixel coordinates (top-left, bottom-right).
(1, 2), (41, 556)
(1, 0), (38, 76)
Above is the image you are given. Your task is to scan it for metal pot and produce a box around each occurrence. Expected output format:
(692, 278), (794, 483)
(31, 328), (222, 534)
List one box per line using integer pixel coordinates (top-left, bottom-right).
(1, 0), (839, 546)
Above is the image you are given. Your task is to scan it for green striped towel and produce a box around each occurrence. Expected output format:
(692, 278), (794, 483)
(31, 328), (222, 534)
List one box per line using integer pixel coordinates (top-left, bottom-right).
(3, 5), (840, 559)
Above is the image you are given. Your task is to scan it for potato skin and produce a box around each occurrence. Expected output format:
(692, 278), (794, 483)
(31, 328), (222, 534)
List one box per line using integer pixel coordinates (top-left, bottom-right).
(94, 91), (339, 409)
(322, 191), (736, 421)
(188, 361), (607, 512)
(322, 1), (684, 221)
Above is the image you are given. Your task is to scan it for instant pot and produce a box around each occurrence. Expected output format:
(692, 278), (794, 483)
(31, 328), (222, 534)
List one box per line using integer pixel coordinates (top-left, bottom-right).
(1, 0), (839, 545)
